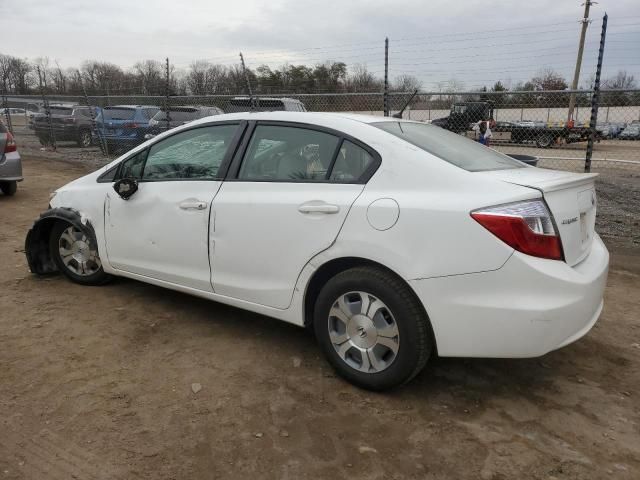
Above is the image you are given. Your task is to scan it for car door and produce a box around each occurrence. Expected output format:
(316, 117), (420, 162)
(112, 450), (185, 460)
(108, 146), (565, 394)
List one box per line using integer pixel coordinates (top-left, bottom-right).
(211, 122), (379, 309)
(105, 122), (243, 291)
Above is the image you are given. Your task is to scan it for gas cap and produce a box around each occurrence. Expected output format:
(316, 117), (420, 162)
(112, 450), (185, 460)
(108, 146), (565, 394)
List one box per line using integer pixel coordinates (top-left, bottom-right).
(367, 198), (400, 231)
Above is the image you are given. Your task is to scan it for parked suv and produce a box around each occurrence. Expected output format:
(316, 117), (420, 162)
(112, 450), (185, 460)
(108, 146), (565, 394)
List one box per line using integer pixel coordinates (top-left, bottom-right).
(34, 104), (100, 147)
(148, 105), (223, 134)
(226, 97), (307, 113)
(95, 105), (160, 153)
(0, 122), (22, 196)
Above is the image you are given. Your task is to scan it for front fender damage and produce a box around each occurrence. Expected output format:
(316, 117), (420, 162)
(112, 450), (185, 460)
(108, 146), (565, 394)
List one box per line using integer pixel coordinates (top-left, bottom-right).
(25, 207), (98, 275)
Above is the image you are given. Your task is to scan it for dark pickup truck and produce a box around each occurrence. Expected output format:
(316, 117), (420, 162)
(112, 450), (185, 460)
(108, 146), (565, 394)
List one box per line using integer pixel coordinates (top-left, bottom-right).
(431, 101), (598, 148)
(34, 105), (100, 148)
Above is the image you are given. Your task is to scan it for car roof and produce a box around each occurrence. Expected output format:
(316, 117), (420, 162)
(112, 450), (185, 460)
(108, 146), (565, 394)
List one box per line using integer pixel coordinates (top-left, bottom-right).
(189, 111), (406, 126)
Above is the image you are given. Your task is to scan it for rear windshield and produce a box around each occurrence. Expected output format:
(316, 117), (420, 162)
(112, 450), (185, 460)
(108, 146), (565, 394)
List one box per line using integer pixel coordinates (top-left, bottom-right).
(50, 107), (74, 116)
(102, 108), (136, 121)
(372, 121), (525, 172)
(153, 108), (200, 122)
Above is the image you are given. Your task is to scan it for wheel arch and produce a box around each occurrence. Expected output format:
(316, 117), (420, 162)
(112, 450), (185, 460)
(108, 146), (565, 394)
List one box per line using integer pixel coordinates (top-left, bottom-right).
(25, 207), (98, 275)
(302, 256), (437, 353)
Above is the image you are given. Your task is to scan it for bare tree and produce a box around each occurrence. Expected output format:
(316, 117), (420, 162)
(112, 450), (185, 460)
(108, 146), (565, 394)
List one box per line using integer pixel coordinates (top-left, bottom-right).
(392, 74), (422, 92)
(345, 64), (383, 93)
(530, 68), (568, 91)
(133, 60), (163, 95)
(603, 70), (636, 90)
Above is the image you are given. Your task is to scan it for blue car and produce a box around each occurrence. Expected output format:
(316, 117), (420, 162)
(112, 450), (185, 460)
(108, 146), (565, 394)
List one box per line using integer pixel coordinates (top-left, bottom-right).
(94, 105), (160, 153)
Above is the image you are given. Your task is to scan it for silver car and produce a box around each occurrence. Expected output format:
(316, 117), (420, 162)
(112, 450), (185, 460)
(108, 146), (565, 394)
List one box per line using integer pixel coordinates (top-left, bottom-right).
(0, 122), (22, 196)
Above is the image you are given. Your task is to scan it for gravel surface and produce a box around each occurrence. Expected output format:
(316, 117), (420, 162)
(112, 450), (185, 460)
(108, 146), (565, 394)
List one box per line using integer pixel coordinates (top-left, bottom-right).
(0, 157), (639, 479)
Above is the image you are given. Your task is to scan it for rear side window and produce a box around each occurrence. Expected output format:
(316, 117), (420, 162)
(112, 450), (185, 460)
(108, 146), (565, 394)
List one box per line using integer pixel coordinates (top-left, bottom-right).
(373, 121), (524, 172)
(238, 125), (340, 181)
(330, 140), (375, 182)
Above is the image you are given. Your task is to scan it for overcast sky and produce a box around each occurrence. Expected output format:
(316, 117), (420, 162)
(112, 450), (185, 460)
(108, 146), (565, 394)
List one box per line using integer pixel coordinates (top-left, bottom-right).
(2, 0), (639, 89)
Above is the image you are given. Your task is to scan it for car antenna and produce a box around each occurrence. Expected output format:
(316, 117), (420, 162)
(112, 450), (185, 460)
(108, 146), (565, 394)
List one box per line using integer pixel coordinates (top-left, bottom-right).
(392, 89), (419, 119)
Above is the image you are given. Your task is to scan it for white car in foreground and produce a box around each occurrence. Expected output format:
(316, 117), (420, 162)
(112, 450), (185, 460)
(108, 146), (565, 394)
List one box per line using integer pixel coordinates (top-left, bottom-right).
(25, 111), (609, 390)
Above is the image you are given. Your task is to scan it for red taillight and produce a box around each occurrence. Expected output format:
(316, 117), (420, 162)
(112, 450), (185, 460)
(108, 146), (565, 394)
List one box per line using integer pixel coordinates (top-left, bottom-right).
(471, 200), (563, 261)
(4, 132), (17, 153)
(123, 122), (138, 129)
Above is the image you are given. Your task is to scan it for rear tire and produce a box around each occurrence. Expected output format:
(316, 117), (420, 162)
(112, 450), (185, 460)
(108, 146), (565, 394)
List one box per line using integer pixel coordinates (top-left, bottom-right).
(313, 266), (433, 391)
(0, 181), (17, 196)
(49, 221), (111, 285)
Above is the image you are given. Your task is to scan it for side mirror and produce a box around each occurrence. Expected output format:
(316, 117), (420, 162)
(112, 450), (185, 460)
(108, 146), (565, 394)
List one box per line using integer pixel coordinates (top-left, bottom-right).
(113, 178), (138, 200)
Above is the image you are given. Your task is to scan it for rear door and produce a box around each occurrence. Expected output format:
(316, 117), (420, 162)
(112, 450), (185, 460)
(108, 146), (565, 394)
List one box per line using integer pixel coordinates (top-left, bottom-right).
(210, 122), (379, 309)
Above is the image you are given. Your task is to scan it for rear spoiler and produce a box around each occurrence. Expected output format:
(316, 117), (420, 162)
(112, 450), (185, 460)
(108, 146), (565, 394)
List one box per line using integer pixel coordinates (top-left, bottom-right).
(507, 173), (599, 193)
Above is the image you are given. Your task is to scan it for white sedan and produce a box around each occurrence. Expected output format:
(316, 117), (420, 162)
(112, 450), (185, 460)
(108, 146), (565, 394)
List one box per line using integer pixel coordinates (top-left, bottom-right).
(25, 111), (609, 390)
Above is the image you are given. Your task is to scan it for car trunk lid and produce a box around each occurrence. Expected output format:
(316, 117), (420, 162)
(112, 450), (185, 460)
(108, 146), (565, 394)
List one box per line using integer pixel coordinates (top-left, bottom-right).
(478, 168), (598, 266)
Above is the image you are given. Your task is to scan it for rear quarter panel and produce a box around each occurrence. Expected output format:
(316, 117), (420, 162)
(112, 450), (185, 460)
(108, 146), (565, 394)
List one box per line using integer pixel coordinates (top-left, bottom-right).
(326, 136), (542, 280)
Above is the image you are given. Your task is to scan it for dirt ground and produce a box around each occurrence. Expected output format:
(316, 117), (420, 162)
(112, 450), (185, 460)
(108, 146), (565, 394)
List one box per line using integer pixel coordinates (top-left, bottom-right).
(1, 156), (639, 480)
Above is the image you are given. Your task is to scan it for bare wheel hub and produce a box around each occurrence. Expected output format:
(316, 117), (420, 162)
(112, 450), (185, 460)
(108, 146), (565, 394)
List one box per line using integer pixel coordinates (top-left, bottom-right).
(328, 291), (400, 373)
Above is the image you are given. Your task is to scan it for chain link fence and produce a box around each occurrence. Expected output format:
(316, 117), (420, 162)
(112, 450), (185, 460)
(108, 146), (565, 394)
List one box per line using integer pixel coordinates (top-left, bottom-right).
(3, 89), (639, 168)
(2, 89), (639, 247)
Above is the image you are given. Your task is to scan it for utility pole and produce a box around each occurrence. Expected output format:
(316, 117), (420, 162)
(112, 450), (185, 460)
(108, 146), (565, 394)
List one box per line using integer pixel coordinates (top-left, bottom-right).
(568, 1), (594, 122)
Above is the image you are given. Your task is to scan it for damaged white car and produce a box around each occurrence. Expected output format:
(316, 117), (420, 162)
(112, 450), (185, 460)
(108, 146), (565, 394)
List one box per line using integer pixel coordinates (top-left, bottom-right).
(25, 112), (609, 390)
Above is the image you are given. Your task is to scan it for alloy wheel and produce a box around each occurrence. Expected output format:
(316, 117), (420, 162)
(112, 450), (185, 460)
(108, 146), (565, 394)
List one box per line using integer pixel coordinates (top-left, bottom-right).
(58, 225), (102, 276)
(327, 291), (400, 373)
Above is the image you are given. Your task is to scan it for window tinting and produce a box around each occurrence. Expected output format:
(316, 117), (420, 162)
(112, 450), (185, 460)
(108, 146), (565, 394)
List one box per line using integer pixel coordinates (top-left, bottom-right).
(372, 121), (525, 172)
(330, 140), (374, 182)
(239, 125), (340, 181)
(142, 125), (237, 181)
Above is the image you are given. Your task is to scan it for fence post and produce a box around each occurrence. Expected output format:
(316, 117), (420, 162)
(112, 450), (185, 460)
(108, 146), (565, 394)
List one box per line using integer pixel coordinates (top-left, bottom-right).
(165, 58), (171, 131)
(383, 37), (389, 117)
(80, 72), (107, 157)
(36, 66), (56, 151)
(585, 13), (607, 173)
(239, 52), (255, 110)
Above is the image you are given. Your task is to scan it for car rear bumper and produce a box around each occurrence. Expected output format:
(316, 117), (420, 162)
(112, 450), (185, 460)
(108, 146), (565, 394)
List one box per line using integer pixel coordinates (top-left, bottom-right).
(0, 151), (23, 181)
(410, 234), (609, 358)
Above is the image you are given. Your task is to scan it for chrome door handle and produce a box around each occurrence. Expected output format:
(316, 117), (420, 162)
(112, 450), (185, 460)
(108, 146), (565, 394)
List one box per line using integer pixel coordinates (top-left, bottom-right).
(298, 204), (340, 214)
(179, 200), (208, 210)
